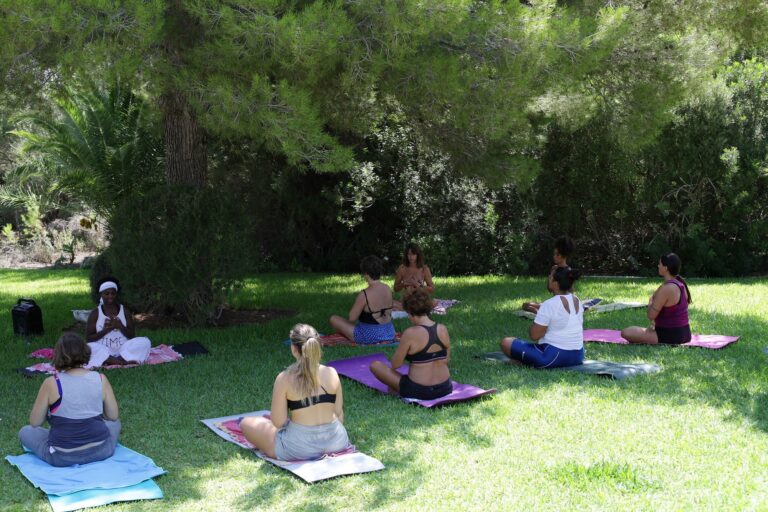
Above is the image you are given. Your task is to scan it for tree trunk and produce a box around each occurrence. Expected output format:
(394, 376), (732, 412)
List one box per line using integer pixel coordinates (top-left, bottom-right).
(162, 90), (207, 186)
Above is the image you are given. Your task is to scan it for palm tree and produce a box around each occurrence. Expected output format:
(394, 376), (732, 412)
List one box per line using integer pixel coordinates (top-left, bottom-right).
(7, 80), (163, 220)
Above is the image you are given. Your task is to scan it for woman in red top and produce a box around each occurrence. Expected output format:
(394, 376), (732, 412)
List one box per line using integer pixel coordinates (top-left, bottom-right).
(621, 253), (692, 344)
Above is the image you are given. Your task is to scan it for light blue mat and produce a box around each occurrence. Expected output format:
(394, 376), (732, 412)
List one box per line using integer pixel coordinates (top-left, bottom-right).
(5, 444), (165, 495)
(47, 478), (163, 512)
(478, 352), (661, 380)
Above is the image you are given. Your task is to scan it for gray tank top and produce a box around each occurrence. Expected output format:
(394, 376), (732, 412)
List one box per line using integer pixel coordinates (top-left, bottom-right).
(48, 371), (109, 449)
(51, 372), (104, 419)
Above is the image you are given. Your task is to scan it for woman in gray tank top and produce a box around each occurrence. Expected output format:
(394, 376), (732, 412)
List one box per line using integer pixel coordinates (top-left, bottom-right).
(19, 334), (121, 467)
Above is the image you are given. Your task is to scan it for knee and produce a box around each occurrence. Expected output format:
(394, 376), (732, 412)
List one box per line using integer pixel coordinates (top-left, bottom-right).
(500, 337), (513, 351)
(18, 425), (33, 441)
(370, 361), (383, 373)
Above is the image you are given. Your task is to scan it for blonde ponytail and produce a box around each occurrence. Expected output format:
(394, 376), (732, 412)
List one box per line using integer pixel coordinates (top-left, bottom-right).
(288, 324), (323, 405)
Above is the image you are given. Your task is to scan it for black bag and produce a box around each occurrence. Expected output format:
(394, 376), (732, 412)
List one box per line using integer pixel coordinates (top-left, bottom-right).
(12, 298), (44, 336)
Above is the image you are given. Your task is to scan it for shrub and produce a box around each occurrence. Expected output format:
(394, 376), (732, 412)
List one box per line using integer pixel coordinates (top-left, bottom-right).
(105, 186), (250, 324)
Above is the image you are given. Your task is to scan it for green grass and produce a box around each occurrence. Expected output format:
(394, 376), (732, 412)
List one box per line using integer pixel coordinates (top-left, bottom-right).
(1, 269), (767, 511)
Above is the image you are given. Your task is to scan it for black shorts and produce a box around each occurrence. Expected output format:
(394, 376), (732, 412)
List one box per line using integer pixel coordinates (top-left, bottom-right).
(399, 375), (453, 400)
(656, 324), (692, 345)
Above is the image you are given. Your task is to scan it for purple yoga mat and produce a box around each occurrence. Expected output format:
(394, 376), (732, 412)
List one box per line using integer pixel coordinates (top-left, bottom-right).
(327, 353), (496, 408)
(583, 329), (740, 349)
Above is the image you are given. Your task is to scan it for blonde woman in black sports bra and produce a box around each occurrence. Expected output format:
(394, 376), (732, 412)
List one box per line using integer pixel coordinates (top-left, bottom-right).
(241, 324), (349, 460)
(329, 255), (396, 344)
(370, 289), (452, 400)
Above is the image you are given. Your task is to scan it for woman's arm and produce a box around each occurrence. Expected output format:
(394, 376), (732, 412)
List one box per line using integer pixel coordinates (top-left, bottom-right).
(333, 370), (345, 423)
(390, 330), (412, 369)
(85, 309), (103, 342)
(440, 325), (451, 364)
(101, 374), (119, 421)
(347, 292), (366, 323)
(270, 373), (289, 428)
(393, 266), (406, 292)
(529, 322), (548, 341)
(120, 306), (136, 339)
(29, 378), (54, 426)
(647, 284), (674, 321)
(422, 266), (435, 294)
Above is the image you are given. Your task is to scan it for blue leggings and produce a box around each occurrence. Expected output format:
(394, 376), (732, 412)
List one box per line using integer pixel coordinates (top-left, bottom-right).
(508, 339), (584, 368)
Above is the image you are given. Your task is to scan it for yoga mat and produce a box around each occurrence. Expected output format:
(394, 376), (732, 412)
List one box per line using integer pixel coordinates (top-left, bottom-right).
(512, 298), (603, 320)
(326, 353), (496, 407)
(5, 444), (166, 496)
(583, 329), (740, 349)
(47, 479), (163, 512)
(171, 341), (210, 357)
(588, 301), (645, 313)
(283, 333), (400, 348)
(392, 299), (460, 319)
(477, 352), (661, 380)
(20, 342), (207, 376)
(201, 411), (385, 483)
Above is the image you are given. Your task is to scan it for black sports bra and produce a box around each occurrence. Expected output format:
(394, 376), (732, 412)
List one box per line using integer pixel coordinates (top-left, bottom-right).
(405, 324), (448, 364)
(286, 386), (337, 411)
(359, 289), (393, 325)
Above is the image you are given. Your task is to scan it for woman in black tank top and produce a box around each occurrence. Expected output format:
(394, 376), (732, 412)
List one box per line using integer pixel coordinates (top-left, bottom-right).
(370, 289), (453, 400)
(329, 256), (396, 344)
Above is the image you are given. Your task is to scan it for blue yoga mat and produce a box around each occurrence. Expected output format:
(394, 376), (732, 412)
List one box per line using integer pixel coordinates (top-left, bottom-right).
(47, 478), (163, 512)
(5, 444), (165, 496)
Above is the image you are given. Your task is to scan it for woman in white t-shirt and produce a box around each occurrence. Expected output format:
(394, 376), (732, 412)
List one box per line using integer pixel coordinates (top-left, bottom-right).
(500, 267), (584, 368)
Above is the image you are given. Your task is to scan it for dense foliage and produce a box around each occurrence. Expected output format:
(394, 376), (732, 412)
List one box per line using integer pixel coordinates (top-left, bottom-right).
(0, 2), (767, 304)
(103, 186), (251, 324)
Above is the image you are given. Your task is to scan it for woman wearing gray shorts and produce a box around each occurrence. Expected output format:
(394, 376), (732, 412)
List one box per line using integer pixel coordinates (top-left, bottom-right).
(19, 333), (121, 467)
(241, 324), (349, 461)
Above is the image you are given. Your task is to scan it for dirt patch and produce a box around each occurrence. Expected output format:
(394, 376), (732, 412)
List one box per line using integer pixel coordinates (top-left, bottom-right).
(62, 307), (296, 333)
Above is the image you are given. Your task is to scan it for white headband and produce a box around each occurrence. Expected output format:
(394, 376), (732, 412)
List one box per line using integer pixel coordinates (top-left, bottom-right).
(98, 281), (118, 293)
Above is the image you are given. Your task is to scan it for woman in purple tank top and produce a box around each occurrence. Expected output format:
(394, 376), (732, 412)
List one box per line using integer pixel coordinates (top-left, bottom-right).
(621, 253), (692, 344)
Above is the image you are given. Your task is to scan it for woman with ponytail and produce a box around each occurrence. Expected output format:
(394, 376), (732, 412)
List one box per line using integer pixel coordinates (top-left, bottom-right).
(241, 324), (349, 461)
(621, 253), (692, 344)
(500, 267), (585, 368)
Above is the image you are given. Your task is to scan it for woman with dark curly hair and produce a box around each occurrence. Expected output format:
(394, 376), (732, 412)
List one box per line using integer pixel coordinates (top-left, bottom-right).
(370, 289), (452, 400)
(86, 277), (151, 367)
(329, 256), (396, 344)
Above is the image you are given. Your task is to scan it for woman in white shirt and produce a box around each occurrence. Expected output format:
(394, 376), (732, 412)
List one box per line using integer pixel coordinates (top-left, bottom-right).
(500, 267), (584, 368)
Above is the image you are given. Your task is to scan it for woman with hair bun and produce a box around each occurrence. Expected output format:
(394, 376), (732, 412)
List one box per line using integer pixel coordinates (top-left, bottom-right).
(329, 255), (396, 344)
(501, 267), (585, 368)
(621, 253), (692, 344)
(241, 324), (349, 461)
(370, 289), (453, 400)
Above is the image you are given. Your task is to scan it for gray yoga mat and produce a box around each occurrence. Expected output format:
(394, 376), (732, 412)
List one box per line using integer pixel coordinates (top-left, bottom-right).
(478, 352), (661, 380)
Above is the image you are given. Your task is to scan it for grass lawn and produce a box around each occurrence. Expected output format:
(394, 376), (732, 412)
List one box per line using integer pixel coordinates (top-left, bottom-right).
(1, 269), (767, 511)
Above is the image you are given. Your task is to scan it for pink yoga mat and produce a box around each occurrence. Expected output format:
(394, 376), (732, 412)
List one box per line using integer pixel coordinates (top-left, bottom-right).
(583, 329), (740, 349)
(327, 353), (496, 408)
(24, 344), (183, 374)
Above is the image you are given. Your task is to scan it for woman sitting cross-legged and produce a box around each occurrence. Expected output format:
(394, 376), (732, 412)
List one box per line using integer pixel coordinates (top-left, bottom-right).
(370, 289), (453, 400)
(19, 333), (121, 467)
(620, 253), (692, 345)
(241, 324), (349, 461)
(86, 277), (151, 367)
(501, 267), (585, 368)
(329, 255), (396, 344)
